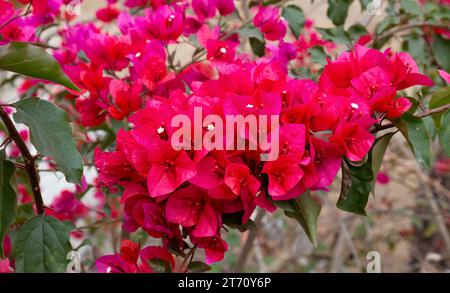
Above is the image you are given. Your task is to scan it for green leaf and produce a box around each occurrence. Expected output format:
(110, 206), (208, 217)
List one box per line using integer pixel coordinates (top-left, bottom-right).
(369, 132), (395, 194)
(400, 0), (423, 16)
(347, 24), (369, 42)
(337, 161), (373, 216)
(275, 191), (321, 246)
(282, 5), (305, 38)
(327, 0), (353, 26)
(237, 18), (266, 57)
(317, 26), (351, 45)
(0, 150), (16, 258)
(438, 110), (450, 157)
(148, 258), (172, 273)
(13, 98), (83, 184)
(402, 33), (428, 66)
(188, 261), (211, 273)
(13, 215), (73, 273)
(250, 37), (266, 57)
(429, 87), (450, 129)
(395, 113), (432, 169)
(16, 203), (34, 225)
(0, 42), (80, 91)
(238, 24), (264, 42)
(309, 46), (328, 65)
(432, 34), (450, 71)
(222, 213), (256, 232)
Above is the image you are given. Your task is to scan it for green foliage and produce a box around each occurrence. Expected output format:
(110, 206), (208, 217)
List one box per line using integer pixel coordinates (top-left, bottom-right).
(250, 37), (266, 57)
(274, 191), (321, 246)
(148, 258), (172, 273)
(438, 110), (450, 157)
(432, 35), (450, 71)
(238, 24), (266, 57)
(0, 150), (16, 258)
(222, 213), (256, 232)
(337, 161), (374, 216)
(429, 87), (450, 129)
(188, 261), (211, 273)
(282, 4), (305, 38)
(13, 98), (83, 184)
(327, 0), (353, 26)
(369, 132), (395, 195)
(0, 42), (80, 91)
(13, 215), (73, 273)
(309, 46), (328, 65)
(395, 113), (432, 170)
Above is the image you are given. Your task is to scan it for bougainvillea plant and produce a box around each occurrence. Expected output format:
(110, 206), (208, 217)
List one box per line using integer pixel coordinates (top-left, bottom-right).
(0, 0), (449, 273)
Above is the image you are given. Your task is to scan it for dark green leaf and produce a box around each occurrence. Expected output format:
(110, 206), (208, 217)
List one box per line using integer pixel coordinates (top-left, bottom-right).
(282, 5), (305, 38)
(317, 26), (351, 45)
(148, 258), (172, 273)
(188, 261), (211, 273)
(15, 203), (34, 225)
(327, 0), (353, 26)
(222, 213), (256, 232)
(13, 215), (73, 273)
(432, 34), (450, 71)
(0, 42), (80, 91)
(250, 37), (265, 57)
(238, 24), (264, 42)
(337, 161), (373, 216)
(369, 132), (395, 194)
(309, 46), (328, 65)
(395, 113), (432, 169)
(402, 33), (428, 66)
(347, 24), (369, 41)
(438, 110), (450, 157)
(400, 0), (423, 16)
(429, 87), (450, 129)
(275, 190), (321, 246)
(13, 98), (83, 184)
(0, 150), (16, 258)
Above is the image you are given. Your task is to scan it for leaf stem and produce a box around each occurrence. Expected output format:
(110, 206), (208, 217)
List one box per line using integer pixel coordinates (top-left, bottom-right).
(0, 105), (44, 214)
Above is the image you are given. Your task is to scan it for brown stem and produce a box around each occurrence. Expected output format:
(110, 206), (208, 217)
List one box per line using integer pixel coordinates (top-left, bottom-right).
(233, 208), (265, 272)
(0, 106), (44, 214)
(370, 22), (449, 47)
(372, 103), (450, 133)
(0, 2), (32, 31)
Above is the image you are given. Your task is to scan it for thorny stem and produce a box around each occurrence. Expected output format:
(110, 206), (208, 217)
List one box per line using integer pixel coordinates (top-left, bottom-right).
(0, 106), (45, 214)
(372, 103), (450, 133)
